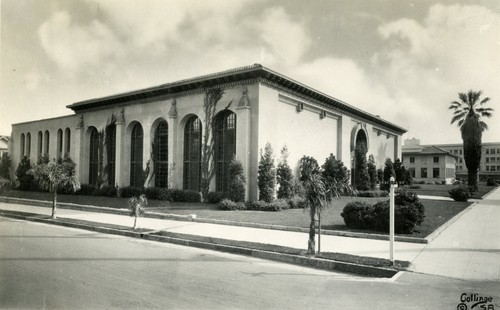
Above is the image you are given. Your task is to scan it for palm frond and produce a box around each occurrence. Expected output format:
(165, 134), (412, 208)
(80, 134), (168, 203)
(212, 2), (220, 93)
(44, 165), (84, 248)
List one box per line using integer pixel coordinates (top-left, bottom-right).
(479, 121), (489, 131)
(458, 92), (468, 104)
(450, 113), (465, 125)
(479, 97), (491, 105)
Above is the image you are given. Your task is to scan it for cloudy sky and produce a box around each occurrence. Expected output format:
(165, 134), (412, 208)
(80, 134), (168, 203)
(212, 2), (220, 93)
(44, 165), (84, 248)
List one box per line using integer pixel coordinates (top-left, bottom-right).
(1, 0), (499, 144)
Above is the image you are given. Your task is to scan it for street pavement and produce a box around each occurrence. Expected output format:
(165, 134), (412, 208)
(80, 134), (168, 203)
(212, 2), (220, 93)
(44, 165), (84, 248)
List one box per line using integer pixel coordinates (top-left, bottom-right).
(1, 186), (500, 282)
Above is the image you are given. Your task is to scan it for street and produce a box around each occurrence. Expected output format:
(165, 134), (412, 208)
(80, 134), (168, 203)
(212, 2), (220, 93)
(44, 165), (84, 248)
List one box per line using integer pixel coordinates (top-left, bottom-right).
(1, 217), (499, 309)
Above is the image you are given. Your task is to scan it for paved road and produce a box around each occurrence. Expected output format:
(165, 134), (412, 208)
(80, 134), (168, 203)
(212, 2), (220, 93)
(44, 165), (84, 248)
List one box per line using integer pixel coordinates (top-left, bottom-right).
(1, 218), (499, 309)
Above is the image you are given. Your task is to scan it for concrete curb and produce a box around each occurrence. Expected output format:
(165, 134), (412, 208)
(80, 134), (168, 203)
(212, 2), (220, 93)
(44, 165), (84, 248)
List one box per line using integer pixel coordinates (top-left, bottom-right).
(0, 209), (398, 278)
(0, 196), (427, 244)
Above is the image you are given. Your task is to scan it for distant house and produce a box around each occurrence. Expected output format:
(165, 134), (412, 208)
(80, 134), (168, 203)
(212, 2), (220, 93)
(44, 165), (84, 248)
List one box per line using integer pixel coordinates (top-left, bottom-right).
(0, 135), (9, 158)
(402, 138), (457, 184)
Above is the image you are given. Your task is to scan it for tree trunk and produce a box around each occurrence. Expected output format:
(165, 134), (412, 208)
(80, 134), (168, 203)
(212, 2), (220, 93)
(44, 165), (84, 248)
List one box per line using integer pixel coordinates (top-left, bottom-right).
(317, 211), (321, 254)
(52, 190), (57, 219)
(307, 206), (316, 254)
(133, 214), (138, 230)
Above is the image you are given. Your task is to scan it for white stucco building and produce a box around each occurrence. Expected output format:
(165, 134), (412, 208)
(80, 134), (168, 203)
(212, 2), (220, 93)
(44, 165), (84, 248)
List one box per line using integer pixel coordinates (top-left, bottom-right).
(10, 64), (406, 200)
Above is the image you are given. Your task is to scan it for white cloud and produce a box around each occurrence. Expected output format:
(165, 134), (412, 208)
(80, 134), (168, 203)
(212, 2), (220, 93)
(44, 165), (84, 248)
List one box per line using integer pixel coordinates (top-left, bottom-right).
(38, 11), (123, 73)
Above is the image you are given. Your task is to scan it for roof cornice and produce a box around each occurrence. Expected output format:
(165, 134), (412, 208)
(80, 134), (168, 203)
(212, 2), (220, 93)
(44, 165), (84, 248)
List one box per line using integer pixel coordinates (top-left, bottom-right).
(67, 64), (406, 134)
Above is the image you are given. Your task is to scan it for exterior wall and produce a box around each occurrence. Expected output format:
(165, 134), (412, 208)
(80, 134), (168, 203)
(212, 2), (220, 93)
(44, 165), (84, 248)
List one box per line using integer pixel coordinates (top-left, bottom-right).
(11, 115), (77, 176)
(257, 84), (340, 176)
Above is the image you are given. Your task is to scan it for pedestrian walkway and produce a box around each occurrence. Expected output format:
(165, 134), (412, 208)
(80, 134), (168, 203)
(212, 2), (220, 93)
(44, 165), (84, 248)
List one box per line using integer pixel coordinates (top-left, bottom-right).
(1, 186), (500, 281)
(411, 187), (500, 281)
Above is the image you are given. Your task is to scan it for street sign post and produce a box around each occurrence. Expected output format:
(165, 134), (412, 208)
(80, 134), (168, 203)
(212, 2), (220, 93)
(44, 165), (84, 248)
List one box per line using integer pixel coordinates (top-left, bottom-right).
(389, 176), (396, 265)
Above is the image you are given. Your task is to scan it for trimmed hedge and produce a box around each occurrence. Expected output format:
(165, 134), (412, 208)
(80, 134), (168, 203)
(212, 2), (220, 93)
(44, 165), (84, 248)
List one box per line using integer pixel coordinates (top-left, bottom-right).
(76, 184), (97, 196)
(341, 190), (425, 234)
(144, 187), (171, 201)
(287, 195), (307, 209)
(119, 187), (143, 199)
(246, 199), (290, 212)
(207, 191), (227, 204)
(94, 185), (118, 197)
(449, 186), (472, 202)
(355, 190), (389, 198)
(218, 199), (246, 211)
(170, 189), (202, 203)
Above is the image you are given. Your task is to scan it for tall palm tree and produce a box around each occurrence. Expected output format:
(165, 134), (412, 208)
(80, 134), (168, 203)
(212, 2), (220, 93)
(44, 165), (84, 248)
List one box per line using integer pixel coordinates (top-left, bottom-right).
(449, 90), (494, 191)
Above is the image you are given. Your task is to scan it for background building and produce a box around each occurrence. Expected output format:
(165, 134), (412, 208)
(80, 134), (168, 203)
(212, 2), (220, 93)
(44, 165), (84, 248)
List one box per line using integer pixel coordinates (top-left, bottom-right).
(402, 139), (457, 184)
(10, 64), (406, 200)
(0, 136), (9, 158)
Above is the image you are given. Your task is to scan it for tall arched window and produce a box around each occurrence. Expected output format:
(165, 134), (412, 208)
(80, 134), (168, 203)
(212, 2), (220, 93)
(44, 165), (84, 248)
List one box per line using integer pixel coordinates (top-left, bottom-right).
(183, 116), (202, 191)
(57, 129), (63, 160)
(130, 123), (144, 188)
(20, 133), (25, 159)
(214, 111), (236, 192)
(106, 124), (116, 186)
(154, 120), (168, 188)
(26, 133), (31, 158)
(44, 130), (50, 156)
(89, 128), (99, 186)
(37, 131), (43, 159)
(65, 128), (71, 155)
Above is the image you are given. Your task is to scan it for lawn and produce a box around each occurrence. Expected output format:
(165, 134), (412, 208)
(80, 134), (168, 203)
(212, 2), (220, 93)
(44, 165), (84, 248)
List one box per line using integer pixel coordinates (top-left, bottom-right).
(408, 183), (496, 199)
(2, 189), (471, 238)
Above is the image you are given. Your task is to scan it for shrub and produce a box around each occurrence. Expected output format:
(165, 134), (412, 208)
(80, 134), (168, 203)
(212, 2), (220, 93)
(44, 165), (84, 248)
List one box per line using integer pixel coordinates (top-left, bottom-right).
(143, 187), (170, 201)
(95, 185), (118, 197)
(354, 143), (370, 191)
(170, 189), (202, 203)
(258, 143), (276, 202)
(321, 154), (350, 193)
(227, 157), (246, 202)
(287, 195), (307, 209)
(76, 184), (97, 196)
(245, 199), (289, 211)
(207, 191), (227, 204)
(0, 153), (12, 180)
(0, 177), (11, 194)
(449, 186), (472, 202)
(120, 186), (143, 199)
(299, 155), (319, 182)
(355, 190), (389, 197)
(367, 155), (378, 190)
(218, 199), (246, 211)
(341, 201), (372, 229)
(409, 185), (422, 189)
(15, 156), (34, 191)
(486, 178), (497, 186)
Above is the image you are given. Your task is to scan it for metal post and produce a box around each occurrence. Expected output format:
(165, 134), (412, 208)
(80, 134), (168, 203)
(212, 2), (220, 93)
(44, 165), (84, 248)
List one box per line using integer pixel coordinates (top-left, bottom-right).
(389, 176), (395, 265)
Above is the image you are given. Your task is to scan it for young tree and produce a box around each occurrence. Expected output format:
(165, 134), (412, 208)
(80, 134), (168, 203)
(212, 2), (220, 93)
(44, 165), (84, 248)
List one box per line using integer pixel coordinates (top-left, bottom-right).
(367, 155), (378, 190)
(227, 157), (246, 202)
(258, 143), (276, 202)
(29, 156), (80, 219)
(277, 146), (293, 199)
(15, 156), (33, 191)
(321, 154), (349, 191)
(381, 158), (395, 190)
(354, 144), (370, 190)
(0, 153), (12, 180)
(449, 90), (494, 191)
(128, 194), (147, 230)
(302, 157), (352, 254)
(299, 155), (319, 182)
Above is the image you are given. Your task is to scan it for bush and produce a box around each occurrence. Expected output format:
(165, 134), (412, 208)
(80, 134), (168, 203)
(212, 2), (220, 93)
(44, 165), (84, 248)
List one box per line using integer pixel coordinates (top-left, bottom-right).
(120, 187), (143, 199)
(76, 184), (97, 196)
(170, 189), (202, 203)
(355, 190), (389, 197)
(227, 157), (246, 202)
(287, 195), (307, 209)
(258, 143), (276, 202)
(0, 153), (12, 180)
(207, 191), (227, 204)
(486, 178), (497, 186)
(143, 187), (170, 201)
(409, 185), (422, 189)
(218, 199), (246, 211)
(15, 156), (34, 191)
(0, 177), (11, 194)
(342, 190), (425, 234)
(449, 186), (472, 202)
(246, 199), (290, 212)
(277, 146), (294, 200)
(95, 185), (118, 197)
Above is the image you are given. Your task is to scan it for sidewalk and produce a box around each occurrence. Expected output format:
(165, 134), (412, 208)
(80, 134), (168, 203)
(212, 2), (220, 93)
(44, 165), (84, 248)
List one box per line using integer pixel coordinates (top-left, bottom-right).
(410, 187), (500, 281)
(2, 186), (500, 281)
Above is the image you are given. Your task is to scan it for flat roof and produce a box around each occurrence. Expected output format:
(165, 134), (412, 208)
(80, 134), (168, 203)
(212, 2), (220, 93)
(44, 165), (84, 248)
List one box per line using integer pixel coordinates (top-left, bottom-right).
(67, 64), (406, 134)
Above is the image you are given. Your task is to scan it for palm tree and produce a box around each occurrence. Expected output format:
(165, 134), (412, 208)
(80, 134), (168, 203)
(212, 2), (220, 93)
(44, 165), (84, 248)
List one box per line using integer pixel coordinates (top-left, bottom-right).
(29, 157), (80, 219)
(449, 90), (494, 191)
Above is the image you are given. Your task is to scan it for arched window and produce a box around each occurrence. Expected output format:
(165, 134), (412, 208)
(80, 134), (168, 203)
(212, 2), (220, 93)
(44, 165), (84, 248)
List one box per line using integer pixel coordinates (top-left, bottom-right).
(183, 116), (202, 191)
(20, 133), (25, 159)
(26, 133), (31, 158)
(106, 124), (116, 186)
(214, 111), (236, 192)
(44, 130), (50, 156)
(154, 121), (168, 188)
(89, 128), (99, 186)
(37, 131), (43, 159)
(65, 128), (71, 155)
(57, 129), (63, 160)
(130, 123), (144, 188)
